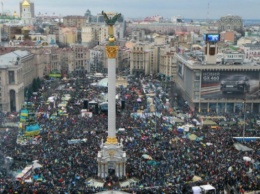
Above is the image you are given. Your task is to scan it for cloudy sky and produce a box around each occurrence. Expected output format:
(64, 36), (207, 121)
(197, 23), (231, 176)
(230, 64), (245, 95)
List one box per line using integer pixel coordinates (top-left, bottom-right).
(4, 0), (260, 19)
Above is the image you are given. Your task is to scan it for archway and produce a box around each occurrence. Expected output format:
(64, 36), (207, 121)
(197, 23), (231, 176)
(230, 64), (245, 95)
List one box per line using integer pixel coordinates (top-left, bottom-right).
(10, 90), (16, 112)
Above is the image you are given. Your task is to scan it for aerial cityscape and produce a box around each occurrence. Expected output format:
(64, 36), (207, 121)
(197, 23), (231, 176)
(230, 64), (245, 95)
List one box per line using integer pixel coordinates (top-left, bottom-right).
(0, 0), (259, 194)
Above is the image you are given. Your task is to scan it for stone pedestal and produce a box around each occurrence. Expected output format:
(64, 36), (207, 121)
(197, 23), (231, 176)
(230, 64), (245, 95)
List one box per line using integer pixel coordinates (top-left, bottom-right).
(97, 142), (126, 179)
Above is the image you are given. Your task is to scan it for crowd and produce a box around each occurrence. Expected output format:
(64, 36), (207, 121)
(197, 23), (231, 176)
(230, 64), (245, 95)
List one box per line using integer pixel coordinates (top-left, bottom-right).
(0, 76), (259, 194)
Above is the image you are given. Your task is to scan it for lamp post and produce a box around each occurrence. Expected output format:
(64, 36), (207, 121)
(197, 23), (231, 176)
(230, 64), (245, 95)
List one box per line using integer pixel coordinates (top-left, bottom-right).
(243, 100), (246, 142)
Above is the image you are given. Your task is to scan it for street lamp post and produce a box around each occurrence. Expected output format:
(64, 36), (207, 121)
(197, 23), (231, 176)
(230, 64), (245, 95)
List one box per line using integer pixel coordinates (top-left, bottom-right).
(243, 100), (246, 142)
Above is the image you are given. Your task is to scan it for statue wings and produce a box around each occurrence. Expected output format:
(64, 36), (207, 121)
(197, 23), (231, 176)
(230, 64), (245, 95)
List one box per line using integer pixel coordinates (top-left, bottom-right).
(102, 11), (110, 24)
(102, 11), (121, 25)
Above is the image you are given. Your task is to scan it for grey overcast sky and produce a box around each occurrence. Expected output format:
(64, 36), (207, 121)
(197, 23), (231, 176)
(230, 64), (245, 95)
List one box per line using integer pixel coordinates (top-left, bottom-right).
(4, 0), (260, 19)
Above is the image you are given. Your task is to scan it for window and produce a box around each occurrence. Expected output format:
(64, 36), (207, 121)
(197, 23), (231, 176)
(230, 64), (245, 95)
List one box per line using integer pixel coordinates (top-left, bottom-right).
(8, 71), (15, 84)
(195, 72), (200, 80)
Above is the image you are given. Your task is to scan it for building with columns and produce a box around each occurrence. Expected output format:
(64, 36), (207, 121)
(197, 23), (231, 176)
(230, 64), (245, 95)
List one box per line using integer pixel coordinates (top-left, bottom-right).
(130, 42), (151, 75)
(129, 41), (177, 79)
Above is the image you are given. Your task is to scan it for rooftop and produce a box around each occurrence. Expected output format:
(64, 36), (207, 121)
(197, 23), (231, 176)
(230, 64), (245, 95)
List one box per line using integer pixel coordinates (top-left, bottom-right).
(177, 51), (260, 70)
(0, 50), (31, 68)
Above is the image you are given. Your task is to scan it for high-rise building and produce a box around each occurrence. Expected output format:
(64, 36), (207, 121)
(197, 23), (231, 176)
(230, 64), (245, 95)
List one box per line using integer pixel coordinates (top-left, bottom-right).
(218, 15), (243, 33)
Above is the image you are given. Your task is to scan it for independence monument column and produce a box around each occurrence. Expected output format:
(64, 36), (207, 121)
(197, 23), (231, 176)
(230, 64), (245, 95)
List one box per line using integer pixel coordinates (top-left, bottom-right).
(97, 11), (126, 179)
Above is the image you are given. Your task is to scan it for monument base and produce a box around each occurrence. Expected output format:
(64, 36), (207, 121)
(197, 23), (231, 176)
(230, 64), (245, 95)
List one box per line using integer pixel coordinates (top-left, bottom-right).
(97, 140), (127, 179)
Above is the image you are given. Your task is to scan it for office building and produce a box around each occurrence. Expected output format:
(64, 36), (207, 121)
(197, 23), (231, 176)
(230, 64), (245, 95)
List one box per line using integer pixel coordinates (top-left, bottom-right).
(175, 35), (260, 113)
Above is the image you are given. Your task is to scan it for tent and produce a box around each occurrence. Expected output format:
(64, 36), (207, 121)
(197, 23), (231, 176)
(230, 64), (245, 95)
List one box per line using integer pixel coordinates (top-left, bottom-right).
(188, 134), (197, 141)
(147, 160), (157, 166)
(234, 143), (253, 151)
(243, 156), (252, 162)
(202, 120), (217, 126)
(177, 127), (184, 133)
(192, 175), (202, 182)
(142, 154), (152, 160)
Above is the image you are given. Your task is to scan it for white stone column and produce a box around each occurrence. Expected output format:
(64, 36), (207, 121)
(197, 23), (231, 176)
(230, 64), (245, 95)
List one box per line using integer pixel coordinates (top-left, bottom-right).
(118, 163), (121, 177)
(105, 163), (108, 177)
(123, 162), (126, 176)
(102, 163), (105, 178)
(107, 58), (116, 139)
(98, 162), (100, 177)
(116, 163), (119, 177)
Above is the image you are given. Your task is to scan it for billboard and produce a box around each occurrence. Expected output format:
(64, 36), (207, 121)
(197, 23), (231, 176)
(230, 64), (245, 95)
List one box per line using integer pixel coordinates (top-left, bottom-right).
(201, 71), (260, 99)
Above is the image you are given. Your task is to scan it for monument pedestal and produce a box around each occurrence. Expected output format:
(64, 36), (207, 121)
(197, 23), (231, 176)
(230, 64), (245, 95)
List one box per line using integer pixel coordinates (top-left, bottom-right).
(97, 141), (126, 179)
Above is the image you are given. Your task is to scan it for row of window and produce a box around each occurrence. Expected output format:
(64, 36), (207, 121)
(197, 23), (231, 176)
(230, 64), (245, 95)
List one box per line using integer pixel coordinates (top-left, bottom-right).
(225, 55), (244, 58)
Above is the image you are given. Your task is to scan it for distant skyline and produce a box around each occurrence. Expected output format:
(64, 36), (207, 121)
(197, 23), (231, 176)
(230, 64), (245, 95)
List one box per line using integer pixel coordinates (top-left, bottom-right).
(3, 0), (260, 19)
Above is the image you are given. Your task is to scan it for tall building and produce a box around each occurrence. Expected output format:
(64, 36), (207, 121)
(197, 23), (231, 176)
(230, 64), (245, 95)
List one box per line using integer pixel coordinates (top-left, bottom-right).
(218, 15), (243, 33)
(20, 0), (35, 18)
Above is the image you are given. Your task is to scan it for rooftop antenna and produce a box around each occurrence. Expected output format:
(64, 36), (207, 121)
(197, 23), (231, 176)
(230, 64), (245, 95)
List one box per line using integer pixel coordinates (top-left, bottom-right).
(206, 0), (210, 22)
(1, 1), (3, 15)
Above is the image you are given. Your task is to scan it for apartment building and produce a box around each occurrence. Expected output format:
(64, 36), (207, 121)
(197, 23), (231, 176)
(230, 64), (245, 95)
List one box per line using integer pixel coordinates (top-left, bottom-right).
(159, 46), (176, 81)
(58, 27), (78, 45)
(82, 24), (100, 43)
(63, 16), (86, 29)
(242, 43), (260, 59)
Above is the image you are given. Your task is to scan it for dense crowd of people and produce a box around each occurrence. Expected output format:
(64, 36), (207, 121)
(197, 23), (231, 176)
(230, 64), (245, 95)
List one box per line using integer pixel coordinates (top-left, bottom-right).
(0, 76), (259, 194)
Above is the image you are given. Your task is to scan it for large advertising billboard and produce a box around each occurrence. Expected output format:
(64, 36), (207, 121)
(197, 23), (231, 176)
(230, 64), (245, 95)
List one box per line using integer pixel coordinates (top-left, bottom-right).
(201, 71), (260, 99)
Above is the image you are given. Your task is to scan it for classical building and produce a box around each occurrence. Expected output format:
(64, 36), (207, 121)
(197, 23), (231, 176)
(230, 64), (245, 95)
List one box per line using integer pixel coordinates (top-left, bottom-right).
(129, 41), (177, 77)
(130, 42), (153, 75)
(241, 43), (260, 59)
(218, 15), (243, 33)
(0, 50), (35, 112)
(70, 44), (90, 74)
